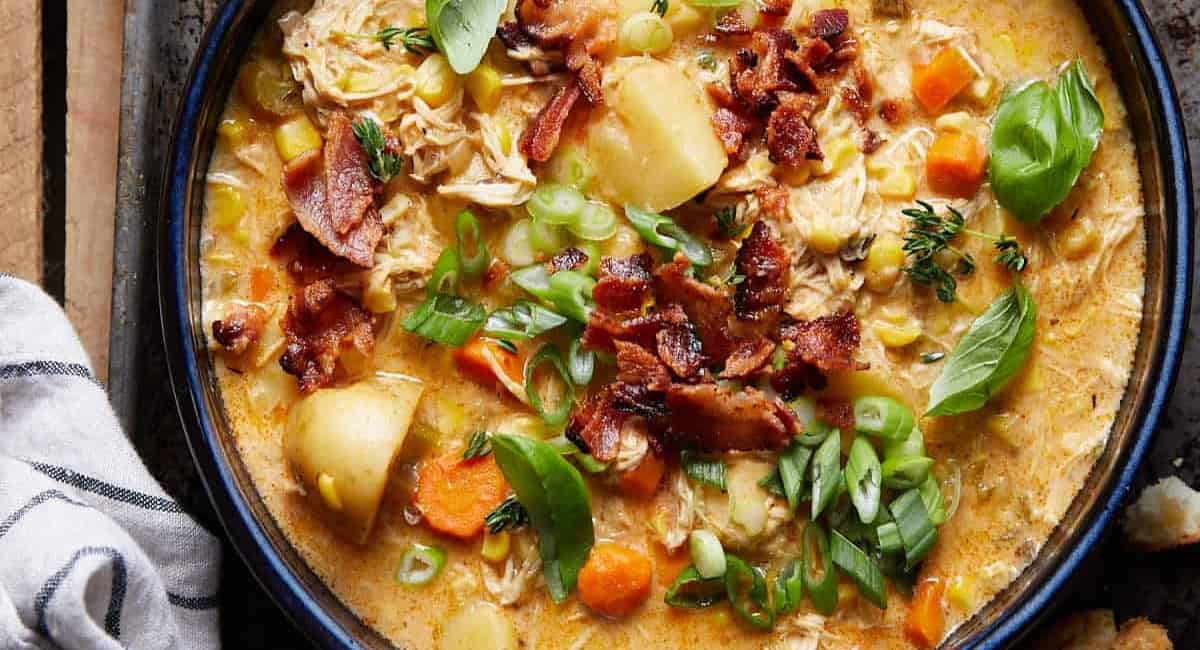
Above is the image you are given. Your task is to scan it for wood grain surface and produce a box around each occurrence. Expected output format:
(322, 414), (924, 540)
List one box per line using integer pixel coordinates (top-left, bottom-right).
(0, 0), (42, 282)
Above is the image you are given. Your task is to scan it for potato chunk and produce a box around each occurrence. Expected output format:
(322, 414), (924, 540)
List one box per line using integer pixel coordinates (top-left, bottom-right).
(587, 58), (727, 212)
(284, 379), (424, 543)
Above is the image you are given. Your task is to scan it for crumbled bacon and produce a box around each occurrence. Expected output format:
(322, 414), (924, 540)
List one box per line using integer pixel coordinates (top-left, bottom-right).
(655, 256), (736, 361)
(767, 94), (822, 165)
(212, 305), (267, 355)
(715, 10), (753, 36)
(760, 0), (793, 16)
(665, 384), (799, 451)
(566, 389), (625, 462)
(713, 107), (758, 158)
(656, 323), (706, 380)
(514, 0), (612, 103)
(519, 80), (583, 163)
(720, 338), (776, 380)
(880, 99), (906, 125)
(862, 130), (885, 154)
(732, 29), (801, 115)
(279, 278), (374, 393)
(772, 312), (865, 397)
(755, 185), (790, 219)
(592, 253), (653, 312)
(282, 112), (383, 267)
(610, 383), (668, 421)
(615, 341), (671, 391)
(548, 246), (589, 273)
(270, 223), (354, 285)
(818, 398), (855, 432)
(810, 8), (850, 41)
(734, 221), (792, 321)
(785, 37), (835, 89)
(582, 303), (688, 352)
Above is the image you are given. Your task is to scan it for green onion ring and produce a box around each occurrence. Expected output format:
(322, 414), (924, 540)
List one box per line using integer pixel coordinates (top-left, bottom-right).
(524, 344), (575, 426)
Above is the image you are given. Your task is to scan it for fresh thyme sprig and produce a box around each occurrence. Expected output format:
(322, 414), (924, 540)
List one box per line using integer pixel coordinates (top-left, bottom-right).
(351, 118), (403, 184)
(901, 201), (1028, 303)
(651, 0), (669, 17)
(374, 26), (437, 54)
(714, 206), (748, 238)
(485, 495), (530, 534)
(463, 431), (492, 460)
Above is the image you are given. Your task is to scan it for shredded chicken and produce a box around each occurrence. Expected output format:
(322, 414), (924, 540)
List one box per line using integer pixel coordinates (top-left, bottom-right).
(482, 532), (542, 606)
(654, 470), (696, 552)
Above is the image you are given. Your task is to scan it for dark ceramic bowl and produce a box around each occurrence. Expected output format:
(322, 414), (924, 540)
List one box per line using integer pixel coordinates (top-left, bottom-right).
(159, 2), (1193, 647)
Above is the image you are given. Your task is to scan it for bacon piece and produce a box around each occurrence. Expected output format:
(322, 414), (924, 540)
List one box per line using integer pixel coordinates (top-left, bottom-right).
(212, 305), (267, 355)
(665, 384), (798, 451)
(611, 383), (669, 421)
(592, 253), (653, 312)
(734, 221), (792, 321)
(656, 323), (706, 379)
(279, 278), (374, 393)
(270, 223), (357, 285)
(712, 107), (758, 158)
(880, 99), (906, 124)
(715, 10), (753, 36)
(515, 0), (611, 103)
(811, 8), (850, 40)
(732, 29), (801, 115)
(282, 115), (383, 268)
(767, 94), (823, 165)
(519, 80), (583, 162)
(615, 341), (671, 391)
(771, 312), (865, 397)
(582, 303), (688, 352)
(566, 389), (626, 462)
(760, 0), (793, 16)
(548, 246), (589, 273)
(720, 338), (776, 380)
(785, 37), (835, 89)
(755, 185), (790, 219)
(655, 256), (736, 361)
(862, 130), (884, 154)
(818, 398), (855, 432)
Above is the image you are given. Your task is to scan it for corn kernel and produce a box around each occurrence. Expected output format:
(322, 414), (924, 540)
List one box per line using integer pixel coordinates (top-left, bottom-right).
(274, 114), (322, 163)
(466, 63), (502, 112)
(934, 112), (976, 133)
(878, 170), (917, 200)
(810, 138), (858, 177)
(865, 156), (891, 178)
(208, 185), (246, 230)
(218, 119), (247, 145)
(495, 121), (513, 156)
(1060, 218), (1099, 258)
(317, 472), (343, 511)
(865, 233), (905, 292)
(947, 575), (974, 611)
(363, 275), (397, 314)
(481, 530), (511, 563)
(777, 163), (811, 187)
(875, 320), (922, 348)
(807, 222), (842, 255)
(415, 54), (460, 108)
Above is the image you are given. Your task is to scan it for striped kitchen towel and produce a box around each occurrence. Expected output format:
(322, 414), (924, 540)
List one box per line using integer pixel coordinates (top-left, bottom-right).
(0, 275), (221, 649)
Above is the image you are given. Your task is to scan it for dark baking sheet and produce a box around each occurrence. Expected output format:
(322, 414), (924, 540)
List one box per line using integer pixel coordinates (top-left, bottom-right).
(110, 1), (1200, 647)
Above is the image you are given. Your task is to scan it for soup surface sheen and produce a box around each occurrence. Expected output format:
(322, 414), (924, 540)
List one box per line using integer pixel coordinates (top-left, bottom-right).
(201, 0), (1145, 647)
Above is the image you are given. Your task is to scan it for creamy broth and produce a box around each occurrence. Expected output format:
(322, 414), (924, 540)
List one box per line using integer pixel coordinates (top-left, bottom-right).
(201, 0), (1144, 647)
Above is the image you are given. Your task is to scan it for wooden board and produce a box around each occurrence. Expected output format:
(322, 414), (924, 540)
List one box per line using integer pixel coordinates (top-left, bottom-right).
(66, 0), (125, 380)
(0, 0), (42, 282)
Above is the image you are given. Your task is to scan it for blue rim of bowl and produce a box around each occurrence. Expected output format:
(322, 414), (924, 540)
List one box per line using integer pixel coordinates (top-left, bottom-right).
(158, 1), (1193, 648)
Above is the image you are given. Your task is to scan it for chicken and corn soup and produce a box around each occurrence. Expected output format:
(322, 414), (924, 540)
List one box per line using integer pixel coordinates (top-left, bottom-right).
(201, 0), (1145, 647)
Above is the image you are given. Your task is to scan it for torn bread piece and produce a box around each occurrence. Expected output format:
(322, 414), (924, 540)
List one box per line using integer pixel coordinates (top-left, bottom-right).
(1123, 476), (1200, 551)
(1114, 618), (1173, 650)
(1030, 609), (1117, 650)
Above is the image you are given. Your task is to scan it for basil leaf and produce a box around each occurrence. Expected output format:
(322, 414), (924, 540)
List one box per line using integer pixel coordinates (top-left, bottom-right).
(988, 60), (1104, 222)
(491, 434), (594, 603)
(926, 286), (1036, 416)
(425, 0), (507, 74)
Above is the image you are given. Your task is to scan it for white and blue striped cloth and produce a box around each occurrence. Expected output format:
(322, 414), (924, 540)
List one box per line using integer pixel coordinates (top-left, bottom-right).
(0, 275), (221, 649)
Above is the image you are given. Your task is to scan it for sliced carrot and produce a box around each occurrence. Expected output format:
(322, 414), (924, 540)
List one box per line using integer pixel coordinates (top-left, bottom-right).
(905, 577), (947, 648)
(913, 47), (976, 114)
(455, 337), (525, 388)
(249, 266), (276, 302)
(414, 451), (509, 540)
(577, 542), (653, 618)
(926, 131), (989, 198)
(616, 452), (666, 499)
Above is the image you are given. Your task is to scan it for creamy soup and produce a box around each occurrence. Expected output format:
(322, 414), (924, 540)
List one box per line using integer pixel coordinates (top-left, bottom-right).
(200, 0), (1144, 647)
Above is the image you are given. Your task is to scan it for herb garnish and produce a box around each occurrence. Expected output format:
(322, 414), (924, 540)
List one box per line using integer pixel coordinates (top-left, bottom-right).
(920, 352), (945, 364)
(697, 52), (718, 71)
(651, 0), (669, 16)
(351, 118), (403, 184)
(375, 26), (437, 54)
(715, 206), (749, 238)
(484, 495), (530, 533)
(463, 431), (492, 459)
(901, 201), (1029, 302)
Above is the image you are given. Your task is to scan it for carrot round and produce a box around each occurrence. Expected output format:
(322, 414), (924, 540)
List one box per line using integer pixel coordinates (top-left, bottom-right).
(905, 577), (946, 648)
(455, 337), (525, 388)
(616, 452), (666, 499)
(415, 451), (509, 540)
(913, 47), (976, 114)
(926, 131), (989, 198)
(577, 542), (653, 618)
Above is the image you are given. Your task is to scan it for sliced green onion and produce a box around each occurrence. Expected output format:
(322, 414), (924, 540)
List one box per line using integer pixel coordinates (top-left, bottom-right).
(530, 218), (570, 253)
(777, 442), (812, 512)
(502, 219), (537, 266)
(682, 450), (727, 491)
(567, 338), (595, 385)
(794, 416), (834, 447)
(809, 431), (841, 519)
(545, 435), (609, 473)
(620, 11), (674, 55)
(830, 530), (887, 609)
(664, 566), (726, 608)
(483, 301), (568, 341)
(546, 271), (596, 322)
(625, 204), (713, 267)
(918, 474), (946, 526)
(853, 396), (915, 440)
(569, 202), (619, 241)
(758, 469), (786, 498)
(428, 248), (462, 296)
(511, 264), (553, 299)
(528, 183), (587, 226)
(876, 521), (903, 555)
(881, 456), (934, 490)
(546, 145), (595, 190)
(402, 294), (486, 346)
(689, 529), (727, 579)
(396, 543), (447, 586)
(789, 396), (818, 429)
(844, 437), (883, 524)
(773, 559), (803, 615)
(524, 344), (575, 426)
(801, 523), (838, 615)
(724, 554), (774, 630)
(455, 210), (490, 277)
(884, 427), (926, 460)
(890, 488), (939, 569)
